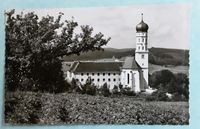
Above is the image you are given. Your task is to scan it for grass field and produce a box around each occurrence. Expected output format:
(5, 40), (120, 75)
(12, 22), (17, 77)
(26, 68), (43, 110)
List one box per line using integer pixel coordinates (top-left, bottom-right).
(5, 91), (189, 125)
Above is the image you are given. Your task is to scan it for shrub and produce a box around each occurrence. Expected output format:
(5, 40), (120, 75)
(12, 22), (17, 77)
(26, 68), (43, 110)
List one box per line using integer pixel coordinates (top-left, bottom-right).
(101, 83), (111, 97)
(171, 93), (187, 101)
(146, 90), (168, 101)
(146, 96), (156, 101)
(121, 87), (136, 96)
(80, 77), (97, 95)
(5, 92), (42, 124)
(112, 85), (120, 95)
(85, 84), (96, 96)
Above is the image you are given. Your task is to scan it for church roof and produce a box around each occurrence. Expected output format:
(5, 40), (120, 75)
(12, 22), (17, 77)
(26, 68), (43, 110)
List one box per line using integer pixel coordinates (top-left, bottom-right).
(136, 13), (149, 32)
(70, 61), (123, 73)
(122, 57), (141, 69)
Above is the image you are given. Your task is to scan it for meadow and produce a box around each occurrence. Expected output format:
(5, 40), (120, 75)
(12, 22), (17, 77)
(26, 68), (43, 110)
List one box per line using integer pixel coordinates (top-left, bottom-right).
(5, 91), (189, 125)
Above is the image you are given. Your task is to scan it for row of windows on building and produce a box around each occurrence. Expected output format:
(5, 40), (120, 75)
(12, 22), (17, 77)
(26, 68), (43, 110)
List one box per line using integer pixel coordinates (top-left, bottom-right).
(80, 72), (120, 76)
(138, 38), (147, 42)
(77, 78), (120, 82)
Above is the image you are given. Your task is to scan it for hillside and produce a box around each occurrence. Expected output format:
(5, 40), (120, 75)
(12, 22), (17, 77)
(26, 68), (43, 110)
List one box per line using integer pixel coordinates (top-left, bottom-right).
(62, 47), (189, 66)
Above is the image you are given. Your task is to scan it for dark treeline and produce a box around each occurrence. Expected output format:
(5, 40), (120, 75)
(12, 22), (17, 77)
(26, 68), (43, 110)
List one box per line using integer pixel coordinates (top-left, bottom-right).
(63, 47), (189, 66)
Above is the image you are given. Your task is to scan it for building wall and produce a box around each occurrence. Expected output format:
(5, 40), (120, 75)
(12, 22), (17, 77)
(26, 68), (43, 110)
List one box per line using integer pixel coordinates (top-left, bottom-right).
(120, 69), (140, 92)
(65, 71), (121, 89)
(135, 31), (149, 86)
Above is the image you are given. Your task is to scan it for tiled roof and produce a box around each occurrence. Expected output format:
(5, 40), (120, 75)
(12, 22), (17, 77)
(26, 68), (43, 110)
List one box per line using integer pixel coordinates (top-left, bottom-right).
(70, 61), (123, 73)
(122, 57), (141, 69)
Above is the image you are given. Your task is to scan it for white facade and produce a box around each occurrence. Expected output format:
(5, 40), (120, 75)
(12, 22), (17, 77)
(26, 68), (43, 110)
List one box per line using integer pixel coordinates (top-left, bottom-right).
(66, 71), (121, 89)
(135, 32), (149, 85)
(120, 69), (140, 92)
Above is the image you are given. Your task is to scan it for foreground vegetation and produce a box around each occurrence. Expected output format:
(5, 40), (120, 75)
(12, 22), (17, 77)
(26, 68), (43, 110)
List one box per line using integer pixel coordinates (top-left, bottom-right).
(5, 91), (189, 125)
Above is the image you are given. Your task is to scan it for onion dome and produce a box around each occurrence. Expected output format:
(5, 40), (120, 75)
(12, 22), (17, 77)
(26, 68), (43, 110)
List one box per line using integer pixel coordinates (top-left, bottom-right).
(136, 13), (149, 32)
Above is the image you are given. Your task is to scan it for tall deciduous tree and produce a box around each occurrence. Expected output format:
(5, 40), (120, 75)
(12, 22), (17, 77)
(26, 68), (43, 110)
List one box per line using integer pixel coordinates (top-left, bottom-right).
(5, 10), (110, 93)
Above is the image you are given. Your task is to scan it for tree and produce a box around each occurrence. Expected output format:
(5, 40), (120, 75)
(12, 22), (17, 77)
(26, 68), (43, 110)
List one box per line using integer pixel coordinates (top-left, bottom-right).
(5, 10), (110, 93)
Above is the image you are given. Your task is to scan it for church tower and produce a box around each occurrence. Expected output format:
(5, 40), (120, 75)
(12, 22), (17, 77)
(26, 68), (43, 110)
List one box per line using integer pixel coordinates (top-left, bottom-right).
(135, 13), (149, 86)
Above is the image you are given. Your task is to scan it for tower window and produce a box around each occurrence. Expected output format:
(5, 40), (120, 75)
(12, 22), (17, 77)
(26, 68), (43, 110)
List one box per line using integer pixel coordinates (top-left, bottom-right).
(142, 46), (144, 50)
(142, 54), (144, 59)
(142, 38), (145, 42)
(138, 46), (140, 50)
(127, 73), (130, 84)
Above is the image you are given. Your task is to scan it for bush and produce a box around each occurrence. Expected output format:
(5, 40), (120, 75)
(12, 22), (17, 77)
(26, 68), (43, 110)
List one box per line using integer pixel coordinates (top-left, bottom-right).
(112, 85), (120, 95)
(80, 77), (97, 95)
(121, 87), (136, 96)
(101, 83), (111, 97)
(146, 90), (168, 101)
(171, 93), (187, 101)
(85, 84), (96, 96)
(5, 92), (42, 124)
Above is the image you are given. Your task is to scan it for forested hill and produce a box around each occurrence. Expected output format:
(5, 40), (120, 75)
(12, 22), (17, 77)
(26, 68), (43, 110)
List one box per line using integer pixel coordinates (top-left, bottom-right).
(63, 47), (189, 66)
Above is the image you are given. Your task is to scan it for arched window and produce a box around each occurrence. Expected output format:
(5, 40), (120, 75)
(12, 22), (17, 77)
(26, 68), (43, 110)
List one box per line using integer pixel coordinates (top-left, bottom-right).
(142, 38), (145, 42)
(142, 46), (144, 50)
(127, 73), (130, 84)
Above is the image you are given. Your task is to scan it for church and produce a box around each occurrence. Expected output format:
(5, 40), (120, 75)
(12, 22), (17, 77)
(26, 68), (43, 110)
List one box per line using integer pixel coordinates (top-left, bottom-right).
(63, 14), (150, 93)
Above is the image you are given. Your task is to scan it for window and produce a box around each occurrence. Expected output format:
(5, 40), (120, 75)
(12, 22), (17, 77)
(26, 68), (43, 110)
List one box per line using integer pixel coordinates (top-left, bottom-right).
(103, 73), (105, 76)
(113, 78), (116, 82)
(97, 73), (100, 76)
(142, 46), (144, 50)
(142, 54), (144, 59)
(138, 38), (140, 42)
(142, 38), (145, 42)
(87, 73), (89, 76)
(103, 78), (105, 81)
(81, 73), (84, 76)
(92, 73), (94, 76)
(92, 79), (94, 81)
(127, 73), (130, 84)
(108, 78), (111, 82)
(81, 79), (84, 82)
(108, 73), (110, 76)
(113, 73), (116, 76)
(138, 46), (140, 50)
(97, 79), (100, 82)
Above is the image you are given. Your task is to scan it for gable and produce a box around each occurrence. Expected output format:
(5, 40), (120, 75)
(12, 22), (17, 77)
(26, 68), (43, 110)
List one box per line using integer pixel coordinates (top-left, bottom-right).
(122, 57), (141, 70)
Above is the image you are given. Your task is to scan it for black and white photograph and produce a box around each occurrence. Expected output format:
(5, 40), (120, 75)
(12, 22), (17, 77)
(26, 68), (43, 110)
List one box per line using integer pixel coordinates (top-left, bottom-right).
(4, 4), (189, 125)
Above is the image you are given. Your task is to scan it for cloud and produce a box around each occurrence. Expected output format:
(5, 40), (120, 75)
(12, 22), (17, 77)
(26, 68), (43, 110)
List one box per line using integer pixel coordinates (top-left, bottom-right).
(17, 4), (190, 49)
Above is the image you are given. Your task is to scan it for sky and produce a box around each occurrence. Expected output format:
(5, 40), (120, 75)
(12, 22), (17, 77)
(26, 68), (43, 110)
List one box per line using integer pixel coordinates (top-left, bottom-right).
(17, 3), (190, 50)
